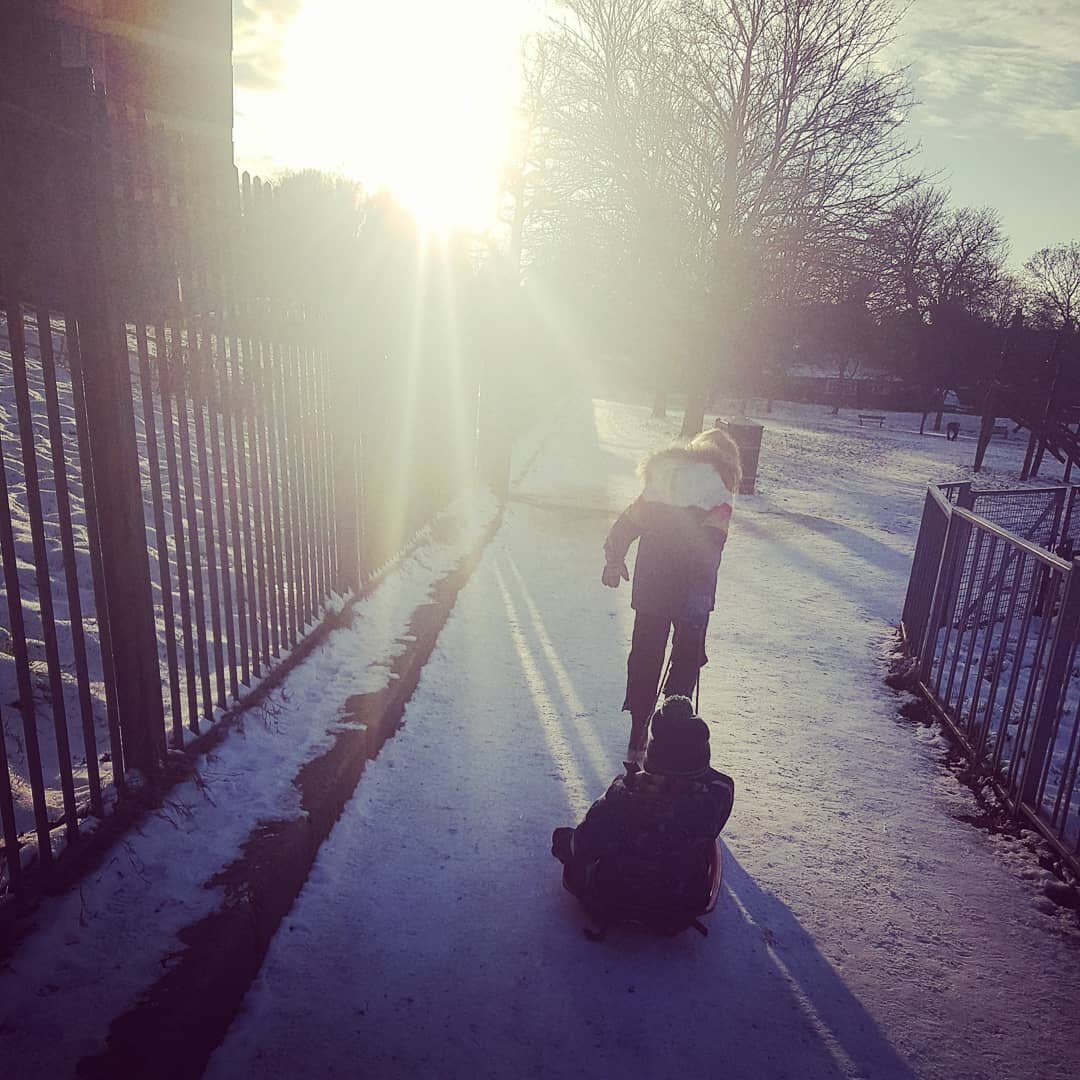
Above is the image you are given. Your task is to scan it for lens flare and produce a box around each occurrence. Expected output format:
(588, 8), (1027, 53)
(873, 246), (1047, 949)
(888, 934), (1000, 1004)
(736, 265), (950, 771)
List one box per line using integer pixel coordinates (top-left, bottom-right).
(264, 0), (532, 234)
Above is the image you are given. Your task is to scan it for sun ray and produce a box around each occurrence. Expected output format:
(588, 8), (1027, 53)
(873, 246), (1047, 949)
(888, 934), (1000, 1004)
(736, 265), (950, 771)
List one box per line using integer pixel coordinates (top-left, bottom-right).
(492, 563), (595, 816)
(502, 554), (615, 778)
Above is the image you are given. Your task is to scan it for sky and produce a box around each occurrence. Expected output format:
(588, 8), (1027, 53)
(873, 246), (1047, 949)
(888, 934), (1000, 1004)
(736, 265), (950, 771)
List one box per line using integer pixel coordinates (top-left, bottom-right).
(231, 0), (1080, 259)
(895, 1), (1080, 263)
(231, 0), (546, 231)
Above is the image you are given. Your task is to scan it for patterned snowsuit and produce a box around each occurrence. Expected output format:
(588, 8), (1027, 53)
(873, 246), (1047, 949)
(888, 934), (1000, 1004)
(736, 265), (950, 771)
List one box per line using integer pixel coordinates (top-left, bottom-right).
(552, 767), (734, 933)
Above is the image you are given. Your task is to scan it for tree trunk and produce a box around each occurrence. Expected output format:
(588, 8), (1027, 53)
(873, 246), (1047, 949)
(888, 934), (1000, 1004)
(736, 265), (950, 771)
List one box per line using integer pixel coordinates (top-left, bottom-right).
(1032, 439), (1048, 478)
(975, 383), (1001, 476)
(680, 377), (708, 438)
(1020, 430), (1038, 481)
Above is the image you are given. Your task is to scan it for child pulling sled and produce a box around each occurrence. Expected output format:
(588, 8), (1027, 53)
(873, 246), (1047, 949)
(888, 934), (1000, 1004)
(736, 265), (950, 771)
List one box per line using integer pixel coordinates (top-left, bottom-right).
(602, 425), (742, 765)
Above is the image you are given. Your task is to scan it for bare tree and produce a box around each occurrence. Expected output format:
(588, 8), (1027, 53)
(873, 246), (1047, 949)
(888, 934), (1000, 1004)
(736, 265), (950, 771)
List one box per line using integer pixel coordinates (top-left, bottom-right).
(1024, 242), (1080, 328)
(538, 0), (680, 235)
(672, 0), (914, 255)
(870, 185), (948, 314)
(872, 185), (1007, 320)
(983, 272), (1026, 330)
(867, 185), (1007, 418)
(924, 206), (1008, 316)
(528, 0), (916, 436)
(535, 1), (692, 414)
(502, 36), (559, 277)
(671, 0), (917, 433)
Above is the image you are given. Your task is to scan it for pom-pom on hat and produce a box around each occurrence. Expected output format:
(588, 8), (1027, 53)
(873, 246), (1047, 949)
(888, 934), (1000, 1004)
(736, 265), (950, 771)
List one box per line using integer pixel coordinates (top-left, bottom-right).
(645, 695), (711, 776)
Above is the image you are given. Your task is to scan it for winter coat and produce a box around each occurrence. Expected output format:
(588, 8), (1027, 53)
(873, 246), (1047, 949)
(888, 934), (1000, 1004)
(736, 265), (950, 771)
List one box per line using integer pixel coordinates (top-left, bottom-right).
(572, 768), (733, 860)
(553, 767), (735, 929)
(604, 445), (734, 622)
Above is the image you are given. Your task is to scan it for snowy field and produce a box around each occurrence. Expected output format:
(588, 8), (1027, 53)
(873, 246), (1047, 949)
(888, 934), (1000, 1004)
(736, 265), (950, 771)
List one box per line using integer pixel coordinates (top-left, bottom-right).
(0, 313), (111, 843)
(199, 395), (1080, 1080)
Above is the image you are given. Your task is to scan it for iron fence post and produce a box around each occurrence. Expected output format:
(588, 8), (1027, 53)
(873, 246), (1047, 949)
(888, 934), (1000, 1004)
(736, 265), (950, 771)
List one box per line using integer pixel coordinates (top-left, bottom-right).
(1056, 486), (1077, 555)
(902, 486), (948, 649)
(1049, 488), (1066, 554)
(330, 342), (363, 593)
(1018, 557), (1080, 808)
(918, 504), (972, 685)
(69, 94), (166, 777)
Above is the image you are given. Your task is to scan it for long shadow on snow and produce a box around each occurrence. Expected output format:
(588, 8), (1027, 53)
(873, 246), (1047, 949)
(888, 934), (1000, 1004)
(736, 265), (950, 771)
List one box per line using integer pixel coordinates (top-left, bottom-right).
(544, 847), (917, 1079)
(492, 541), (625, 805)
(742, 503), (913, 581)
(721, 851), (918, 1080)
(735, 513), (905, 624)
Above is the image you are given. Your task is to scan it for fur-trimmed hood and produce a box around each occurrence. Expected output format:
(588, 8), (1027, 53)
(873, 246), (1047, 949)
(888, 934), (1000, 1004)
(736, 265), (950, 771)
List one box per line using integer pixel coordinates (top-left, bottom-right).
(638, 446), (734, 513)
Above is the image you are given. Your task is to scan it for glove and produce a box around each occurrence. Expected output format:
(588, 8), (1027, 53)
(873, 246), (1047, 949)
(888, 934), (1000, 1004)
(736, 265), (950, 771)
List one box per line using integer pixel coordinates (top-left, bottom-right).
(602, 561), (629, 588)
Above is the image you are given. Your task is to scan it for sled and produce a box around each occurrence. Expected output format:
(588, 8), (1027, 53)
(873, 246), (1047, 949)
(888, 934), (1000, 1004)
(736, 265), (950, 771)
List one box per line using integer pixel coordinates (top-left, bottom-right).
(704, 836), (723, 913)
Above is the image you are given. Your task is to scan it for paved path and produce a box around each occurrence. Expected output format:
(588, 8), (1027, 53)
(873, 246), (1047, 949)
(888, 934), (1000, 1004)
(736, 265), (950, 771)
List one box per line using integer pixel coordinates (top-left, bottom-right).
(207, 398), (1080, 1080)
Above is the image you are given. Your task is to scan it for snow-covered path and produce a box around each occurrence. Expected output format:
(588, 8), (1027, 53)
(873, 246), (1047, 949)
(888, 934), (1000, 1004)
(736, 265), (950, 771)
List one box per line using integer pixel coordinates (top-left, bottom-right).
(207, 397), (1080, 1080)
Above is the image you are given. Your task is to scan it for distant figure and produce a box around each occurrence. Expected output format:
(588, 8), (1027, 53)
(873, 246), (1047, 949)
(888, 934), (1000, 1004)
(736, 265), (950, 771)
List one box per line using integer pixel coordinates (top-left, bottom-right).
(551, 696), (734, 938)
(602, 427), (742, 766)
(946, 422), (960, 442)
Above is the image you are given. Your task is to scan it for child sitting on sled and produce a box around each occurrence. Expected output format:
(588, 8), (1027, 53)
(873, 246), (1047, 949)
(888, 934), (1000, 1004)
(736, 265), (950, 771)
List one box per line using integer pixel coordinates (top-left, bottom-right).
(602, 425), (741, 765)
(551, 695), (734, 937)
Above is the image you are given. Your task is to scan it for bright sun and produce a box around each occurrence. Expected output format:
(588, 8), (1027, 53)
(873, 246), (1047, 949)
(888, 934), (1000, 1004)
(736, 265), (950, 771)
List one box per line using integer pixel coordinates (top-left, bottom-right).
(270, 0), (534, 234)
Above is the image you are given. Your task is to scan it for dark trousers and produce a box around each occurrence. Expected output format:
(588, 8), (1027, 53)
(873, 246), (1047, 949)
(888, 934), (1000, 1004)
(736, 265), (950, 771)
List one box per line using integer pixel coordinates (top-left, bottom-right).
(623, 611), (709, 723)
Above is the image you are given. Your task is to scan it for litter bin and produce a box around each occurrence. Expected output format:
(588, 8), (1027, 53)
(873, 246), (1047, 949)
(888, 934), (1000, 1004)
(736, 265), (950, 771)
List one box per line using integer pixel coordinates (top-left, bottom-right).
(721, 420), (764, 495)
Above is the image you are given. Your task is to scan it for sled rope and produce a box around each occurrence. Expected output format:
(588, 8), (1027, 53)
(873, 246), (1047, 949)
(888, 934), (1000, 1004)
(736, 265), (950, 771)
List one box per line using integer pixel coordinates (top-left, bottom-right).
(653, 654), (704, 715)
(653, 654), (674, 715)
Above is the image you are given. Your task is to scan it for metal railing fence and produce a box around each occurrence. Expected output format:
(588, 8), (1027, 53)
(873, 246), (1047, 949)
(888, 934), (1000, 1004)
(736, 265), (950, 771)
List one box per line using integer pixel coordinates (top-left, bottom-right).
(0, 71), (481, 901)
(903, 483), (1080, 875)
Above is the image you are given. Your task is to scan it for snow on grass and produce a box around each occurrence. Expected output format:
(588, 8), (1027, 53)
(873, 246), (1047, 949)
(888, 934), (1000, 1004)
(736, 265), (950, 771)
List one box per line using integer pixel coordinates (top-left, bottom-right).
(205, 393), (1080, 1080)
(1, 311), (347, 865)
(0, 484), (497, 1076)
(0, 312), (115, 845)
(717, 401), (1080, 847)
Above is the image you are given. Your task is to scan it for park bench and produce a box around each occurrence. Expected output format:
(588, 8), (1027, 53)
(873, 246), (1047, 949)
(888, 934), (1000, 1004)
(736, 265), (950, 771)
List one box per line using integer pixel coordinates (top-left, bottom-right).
(858, 413), (886, 428)
(992, 424), (1009, 439)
